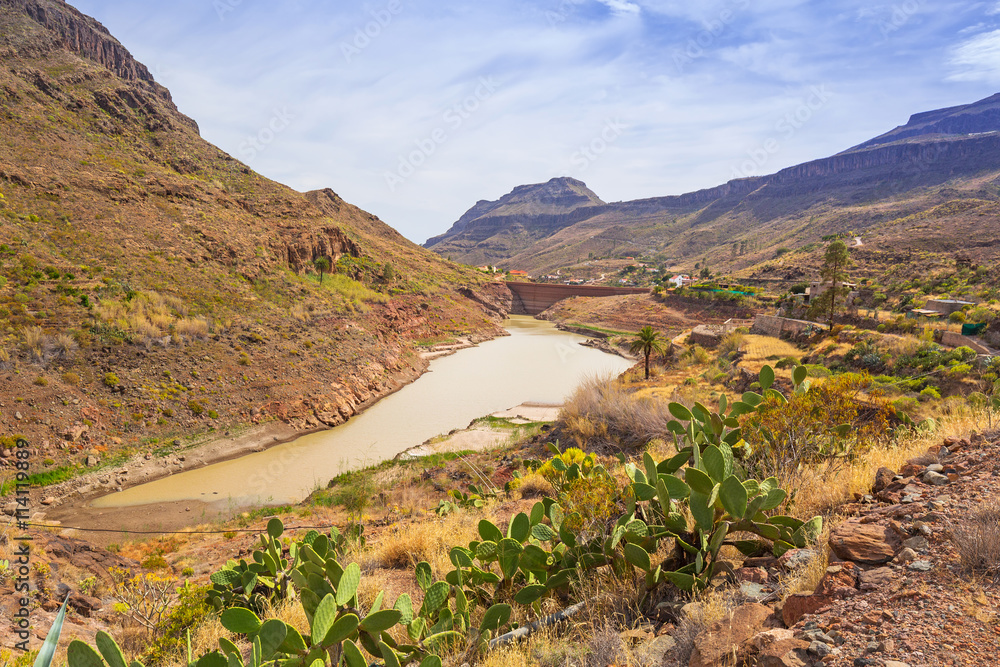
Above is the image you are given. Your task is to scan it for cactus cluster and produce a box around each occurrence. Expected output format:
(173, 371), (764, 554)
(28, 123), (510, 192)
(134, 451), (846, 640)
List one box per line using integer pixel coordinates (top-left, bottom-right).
(66, 365), (823, 666)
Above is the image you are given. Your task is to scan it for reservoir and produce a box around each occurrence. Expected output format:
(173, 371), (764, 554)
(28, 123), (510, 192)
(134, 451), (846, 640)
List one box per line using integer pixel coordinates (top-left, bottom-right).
(91, 316), (633, 508)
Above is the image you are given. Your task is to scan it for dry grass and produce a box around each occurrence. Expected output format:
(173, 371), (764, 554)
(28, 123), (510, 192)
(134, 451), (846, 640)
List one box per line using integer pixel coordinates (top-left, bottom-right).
(290, 302), (312, 322)
(790, 414), (980, 517)
(175, 316), (210, 339)
(513, 471), (552, 499)
(561, 375), (674, 452)
(951, 502), (1000, 581)
(669, 587), (737, 666)
(778, 541), (830, 600)
(366, 509), (486, 573)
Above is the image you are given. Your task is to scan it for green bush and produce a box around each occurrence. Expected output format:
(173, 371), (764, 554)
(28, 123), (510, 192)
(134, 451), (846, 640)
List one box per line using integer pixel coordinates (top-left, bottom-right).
(103, 372), (119, 388)
(919, 386), (942, 401)
(187, 400), (204, 416)
(892, 396), (920, 416)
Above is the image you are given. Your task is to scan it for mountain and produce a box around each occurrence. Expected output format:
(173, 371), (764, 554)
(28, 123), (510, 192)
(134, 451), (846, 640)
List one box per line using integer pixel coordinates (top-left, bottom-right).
(424, 177), (605, 266)
(426, 94), (1000, 279)
(0, 0), (509, 463)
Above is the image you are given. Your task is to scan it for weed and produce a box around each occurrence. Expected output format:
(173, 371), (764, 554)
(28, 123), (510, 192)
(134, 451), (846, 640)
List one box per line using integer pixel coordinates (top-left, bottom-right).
(951, 502), (1000, 581)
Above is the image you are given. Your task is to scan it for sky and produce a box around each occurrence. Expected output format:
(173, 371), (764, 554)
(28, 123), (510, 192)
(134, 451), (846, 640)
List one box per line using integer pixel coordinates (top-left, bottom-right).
(70, 0), (1000, 244)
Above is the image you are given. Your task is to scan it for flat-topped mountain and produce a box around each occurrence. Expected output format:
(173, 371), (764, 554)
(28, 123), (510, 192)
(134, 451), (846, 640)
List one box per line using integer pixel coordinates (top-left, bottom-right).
(427, 94), (1000, 278)
(848, 92), (1000, 151)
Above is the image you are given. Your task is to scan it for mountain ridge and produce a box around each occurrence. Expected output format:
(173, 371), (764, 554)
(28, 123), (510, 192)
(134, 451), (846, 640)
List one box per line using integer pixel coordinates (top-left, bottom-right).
(427, 93), (1000, 277)
(0, 0), (509, 471)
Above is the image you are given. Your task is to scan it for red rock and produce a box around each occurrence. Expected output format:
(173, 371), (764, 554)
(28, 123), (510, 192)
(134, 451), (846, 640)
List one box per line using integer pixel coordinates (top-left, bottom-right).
(781, 593), (833, 627)
(68, 594), (102, 617)
(872, 467), (897, 493)
(815, 563), (858, 598)
(829, 522), (900, 564)
(756, 638), (812, 667)
(737, 566), (770, 584)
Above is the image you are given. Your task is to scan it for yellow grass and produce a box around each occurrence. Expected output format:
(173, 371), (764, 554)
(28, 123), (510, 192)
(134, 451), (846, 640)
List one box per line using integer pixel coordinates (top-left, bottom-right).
(792, 412), (985, 517)
(740, 334), (802, 373)
(778, 538), (830, 599)
(366, 509), (488, 573)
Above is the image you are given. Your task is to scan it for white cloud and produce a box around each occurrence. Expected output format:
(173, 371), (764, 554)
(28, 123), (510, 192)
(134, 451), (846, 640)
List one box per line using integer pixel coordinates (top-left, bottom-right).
(949, 29), (1000, 81)
(66, 0), (1000, 243)
(598, 0), (642, 15)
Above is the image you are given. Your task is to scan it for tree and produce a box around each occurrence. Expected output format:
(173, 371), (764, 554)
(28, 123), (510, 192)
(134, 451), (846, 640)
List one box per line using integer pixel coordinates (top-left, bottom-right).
(819, 240), (851, 329)
(313, 256), (331, 284)
(629, 326), (666, 380)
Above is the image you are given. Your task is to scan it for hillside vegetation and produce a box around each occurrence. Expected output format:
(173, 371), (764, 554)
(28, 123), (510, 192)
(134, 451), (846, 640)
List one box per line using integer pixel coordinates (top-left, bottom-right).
(0, 0), (508, 481)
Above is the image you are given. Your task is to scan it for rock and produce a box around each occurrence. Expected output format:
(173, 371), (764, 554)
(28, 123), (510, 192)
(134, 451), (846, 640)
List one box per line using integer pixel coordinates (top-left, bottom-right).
(740, 582), (771, 602)
(829, 522), (900, 564)
(689, 603), (775, 667)
(778, 549), (819, 570)
(68, 594), (102, 617)
(908, 560), (933, 572)
(926, 463), (944, 473)
(815, 563), (858, 598)
(751, 629), (796, 649)
(809, 641), (834, 657)
(41, 599), (60, 612)
(781, 593), (833, 627)
(85, 455), (98, 467)
(923, 471), (949, 486)
(632, 634), (676, 666)
(755, 639), (812, 667)
(902, 536), (929, 552)
(859, 566), (894, 590)
(894, 547), (917, 564)
(872, 467), (896, 493)
(884, 662), (911, 667)
(41, 497), (55, 506)
(737, 566), (770, 584)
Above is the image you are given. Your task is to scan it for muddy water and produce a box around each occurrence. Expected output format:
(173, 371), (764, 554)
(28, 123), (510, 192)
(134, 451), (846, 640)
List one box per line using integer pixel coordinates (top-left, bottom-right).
(91, 316), (633, 508)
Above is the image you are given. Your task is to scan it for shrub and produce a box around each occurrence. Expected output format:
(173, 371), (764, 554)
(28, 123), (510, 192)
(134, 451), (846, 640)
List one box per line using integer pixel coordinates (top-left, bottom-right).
(33, 375), (47, 386)
(238, 352), (251, 366)
(187, 400), (204, 416)
(62, 371), (80, 385)
(949, 311), (967, 324)
(207, 410), (219, 419)
(103, 372), (119, 387)
(951, 503), (1000, 581)
(919, 386), (941, 401)
(892, 396), (920, 417)
(561, 376), (674, 451)
(741, 373), (897, 480)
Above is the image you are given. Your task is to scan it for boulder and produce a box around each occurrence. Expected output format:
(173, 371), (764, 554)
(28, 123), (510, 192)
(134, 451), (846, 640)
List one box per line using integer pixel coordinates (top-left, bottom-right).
(781, 593), (833, 627)
(829, 522), (900, 564)
(814, 563), (858, 598)
(755, 639), (812, 667)
(859, 566), (895, 590)
(689, 603), (774, 667)
(872, 467), (896, 493)
(68, 594), (102, 617)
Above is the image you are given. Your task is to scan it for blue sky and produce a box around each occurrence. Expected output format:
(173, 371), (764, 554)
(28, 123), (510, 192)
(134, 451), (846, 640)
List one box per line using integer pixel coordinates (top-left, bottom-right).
(71, 0), (1000, 243)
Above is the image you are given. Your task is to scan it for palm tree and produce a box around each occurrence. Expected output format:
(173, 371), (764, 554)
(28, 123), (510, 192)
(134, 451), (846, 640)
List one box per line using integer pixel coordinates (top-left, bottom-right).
(629, 326), (666, 380)
(313, 256), (331, 284)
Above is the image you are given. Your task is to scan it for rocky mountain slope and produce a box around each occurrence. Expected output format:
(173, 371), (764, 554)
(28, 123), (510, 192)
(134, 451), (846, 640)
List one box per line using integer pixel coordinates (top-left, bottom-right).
(426, 94), (1000, 279)
(0, 0), (510, 478)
